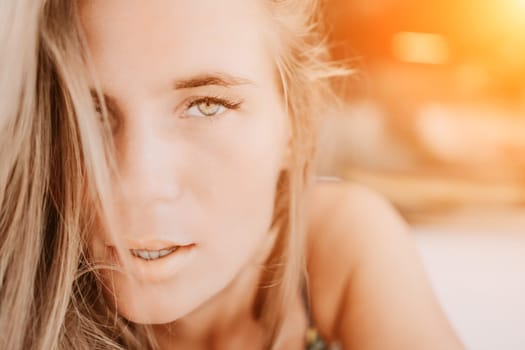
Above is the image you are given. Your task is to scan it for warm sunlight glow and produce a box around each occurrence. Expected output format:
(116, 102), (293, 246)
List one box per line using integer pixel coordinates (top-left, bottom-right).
(392, 32), (450, 65)
(515, 0), (525, 11)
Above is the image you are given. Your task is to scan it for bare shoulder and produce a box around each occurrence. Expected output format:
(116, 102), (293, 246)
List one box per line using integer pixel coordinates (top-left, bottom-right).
(306, 180), (407, 255)
(304, 181), (406, 338)
(305, 181), (464, 349)
(306, 181), (411, 276)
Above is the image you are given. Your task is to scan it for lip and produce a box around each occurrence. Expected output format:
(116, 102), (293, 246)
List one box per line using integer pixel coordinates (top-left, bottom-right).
(125, 238), (195, 250)
(108, 242), (197, 283)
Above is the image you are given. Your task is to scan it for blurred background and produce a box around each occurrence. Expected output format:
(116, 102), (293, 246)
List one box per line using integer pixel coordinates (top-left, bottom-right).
(319, 1), (525, 349)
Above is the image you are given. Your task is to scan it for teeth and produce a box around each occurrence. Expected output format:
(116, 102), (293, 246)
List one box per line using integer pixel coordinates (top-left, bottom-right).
(159, 248), (172, 256)
(131, 247), (177, 260)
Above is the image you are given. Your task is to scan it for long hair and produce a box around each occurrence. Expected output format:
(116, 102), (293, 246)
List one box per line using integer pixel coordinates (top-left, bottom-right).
(0, 0), (348, 349)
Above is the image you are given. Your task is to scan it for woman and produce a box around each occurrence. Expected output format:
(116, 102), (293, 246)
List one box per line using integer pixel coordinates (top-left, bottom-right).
(0, 0), (464, 349)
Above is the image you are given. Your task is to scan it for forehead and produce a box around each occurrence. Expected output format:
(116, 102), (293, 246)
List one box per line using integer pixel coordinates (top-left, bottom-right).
(79, 0), (273, 93)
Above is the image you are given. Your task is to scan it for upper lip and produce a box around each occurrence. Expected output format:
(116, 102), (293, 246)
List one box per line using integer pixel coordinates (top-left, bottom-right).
(108, 238), (195, 251)
(128, 240), (194, 251)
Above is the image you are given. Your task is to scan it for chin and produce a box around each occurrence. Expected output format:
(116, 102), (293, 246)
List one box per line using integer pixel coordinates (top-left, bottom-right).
(114, 280), (222, 325)
(118, 299), (197, 325)
(109, 251), (250, 325)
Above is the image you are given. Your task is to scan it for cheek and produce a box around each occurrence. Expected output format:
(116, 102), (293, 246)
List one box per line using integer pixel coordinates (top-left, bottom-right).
(196, 110), (287, 247)
(185, 111), (285, 273)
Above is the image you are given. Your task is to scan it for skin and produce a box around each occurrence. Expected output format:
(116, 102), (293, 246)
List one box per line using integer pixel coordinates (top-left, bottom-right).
(79, 0), (465, 349)
(307, 183), (465, 350)
(81, 0), (288, 324)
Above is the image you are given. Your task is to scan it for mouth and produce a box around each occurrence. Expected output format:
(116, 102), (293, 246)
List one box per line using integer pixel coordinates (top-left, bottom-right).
(126, 239), (195, 260)
(130, 246), (180, 261)
(106, 241), (197, 282)
(107, 240), (195, 261)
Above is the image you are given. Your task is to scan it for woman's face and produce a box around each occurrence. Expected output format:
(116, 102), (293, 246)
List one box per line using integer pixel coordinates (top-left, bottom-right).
(80, 0), (289, 323)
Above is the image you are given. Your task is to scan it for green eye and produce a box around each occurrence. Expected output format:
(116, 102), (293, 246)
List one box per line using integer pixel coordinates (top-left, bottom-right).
(184, 96), (242, 118)
(188, 100), (226, 117)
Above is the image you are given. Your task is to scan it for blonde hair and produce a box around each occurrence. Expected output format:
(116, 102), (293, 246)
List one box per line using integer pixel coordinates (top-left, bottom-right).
(0, 0), (347, 349)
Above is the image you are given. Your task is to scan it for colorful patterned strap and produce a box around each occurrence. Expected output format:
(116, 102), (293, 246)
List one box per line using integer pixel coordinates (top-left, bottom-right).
(305, 326), (330, 350)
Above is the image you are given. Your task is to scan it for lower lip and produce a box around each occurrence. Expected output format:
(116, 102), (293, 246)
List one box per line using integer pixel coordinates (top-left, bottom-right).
(112, 244), (197, 283)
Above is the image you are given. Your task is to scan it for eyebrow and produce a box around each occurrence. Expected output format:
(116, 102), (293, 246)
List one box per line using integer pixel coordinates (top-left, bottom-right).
(173, 73), (254, 89)
(89, 72), (254, 107)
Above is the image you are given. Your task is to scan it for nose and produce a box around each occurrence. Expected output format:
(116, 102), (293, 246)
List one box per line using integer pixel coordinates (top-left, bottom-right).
(116, 120), (181, 204)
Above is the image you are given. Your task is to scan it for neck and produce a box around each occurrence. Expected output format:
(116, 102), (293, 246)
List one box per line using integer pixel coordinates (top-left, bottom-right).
(154, 228), (278, 349)
(156, 264), (264, 349)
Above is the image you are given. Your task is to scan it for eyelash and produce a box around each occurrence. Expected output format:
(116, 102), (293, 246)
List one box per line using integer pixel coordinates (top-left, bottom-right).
(181, 95), (243, 120)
